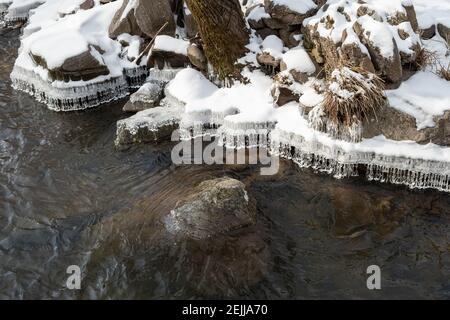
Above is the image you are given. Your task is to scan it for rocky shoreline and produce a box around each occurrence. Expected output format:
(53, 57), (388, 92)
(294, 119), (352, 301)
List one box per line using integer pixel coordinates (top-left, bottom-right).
(3, 0), (450, 193)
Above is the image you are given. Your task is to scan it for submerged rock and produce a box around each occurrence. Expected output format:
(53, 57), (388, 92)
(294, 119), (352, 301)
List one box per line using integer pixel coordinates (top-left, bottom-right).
(115, 105), (183, 146)
(164, 178), (256, 240)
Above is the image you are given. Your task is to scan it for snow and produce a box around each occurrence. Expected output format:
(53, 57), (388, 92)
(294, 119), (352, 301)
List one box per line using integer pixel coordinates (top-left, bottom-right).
(386, 72), (450, 129)
(247, 4), (269, 21)
(153, 35), (189, 55)
(166, 68), (218, 104)
(261, 35), (284, 58)
(282, 48), (316, 74)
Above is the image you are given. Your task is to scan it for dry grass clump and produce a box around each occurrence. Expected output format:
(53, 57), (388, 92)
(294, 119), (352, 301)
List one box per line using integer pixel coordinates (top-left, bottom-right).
(438, 63), (450, 81)
(413, 47), (437, 70)
(323, 64), (386, 127)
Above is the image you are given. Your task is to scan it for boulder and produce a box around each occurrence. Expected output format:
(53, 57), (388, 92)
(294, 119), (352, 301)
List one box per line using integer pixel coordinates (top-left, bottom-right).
(402, 2), (419, 32)
(31, 48), (109, 82)
(123, 82), (165, 113)
(184, 9), (198, 38)
(264, 0), (318, 26)
(420, 24), (436, 40)
(363, 105), (450, 146)
(109, 0), (175, 39)
(135, 0), (175, 38)
(148, 36), (190, 69)
(115, 105), (183, 146)
(164, 178), (256, 240)
(256, 27), (279, 39)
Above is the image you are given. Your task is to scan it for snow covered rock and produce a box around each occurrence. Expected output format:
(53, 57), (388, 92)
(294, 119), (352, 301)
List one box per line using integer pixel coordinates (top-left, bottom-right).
(115, 104), (183, 146)
(108, 0), (176, 39)
(363, 106), (450, 146)
(31, 47), (110, 82)
(280, 48), (316, 83)
(264, 0), (318, 26)
(303, 0), (423, 86)
(164, 178), (256, 240)
(149, 35), (190, 69)
(123, 81), (164, 112)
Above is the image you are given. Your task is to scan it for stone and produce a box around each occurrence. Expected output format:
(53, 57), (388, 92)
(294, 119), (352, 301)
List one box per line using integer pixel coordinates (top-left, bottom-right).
(184, 10), (198, 38)
(402, 2), (419, 32)
(123, 82), (165, 113)
(31, 48), (109, 82)
(149, 50), (189, 69)
(354, 21), (403, 84)
(115, 105), (183, 146)
(79, 0), (94, 10)
(264, 0), (317, 26)
(257, 52), (280, 69)
(164, 178), (256, 240)
(187, 44), (207, 71)
(109, 0), (176, 39)
(108, 0), (142, 39)
(271, 84), (300, 106)
(256, 27), (279, 39)
(363, 105), (450, 146)
(420, 24), (436, 40)
(437, 23), (450, 45)
(262, 17), (285, 29)
(135, 0), (176, 38)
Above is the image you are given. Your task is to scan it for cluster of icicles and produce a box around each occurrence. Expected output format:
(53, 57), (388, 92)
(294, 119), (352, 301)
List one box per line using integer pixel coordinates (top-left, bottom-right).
(11, 66), (149, 111)
(177, 117), (450, 193)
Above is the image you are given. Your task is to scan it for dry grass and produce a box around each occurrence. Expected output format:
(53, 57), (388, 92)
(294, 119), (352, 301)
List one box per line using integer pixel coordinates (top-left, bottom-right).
(438, 62), (450, 81)
(413, 46), (437, 70)
(323, 63), (386, 127)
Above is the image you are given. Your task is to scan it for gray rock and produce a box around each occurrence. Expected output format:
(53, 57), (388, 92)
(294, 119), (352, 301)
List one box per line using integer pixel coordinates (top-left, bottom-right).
(271, 84), (300, 106)
(123, 82), (165, 112)
(420, 24), (436, 40)
(363, 105), (450, 146)
(184, 10), (198, 38)
(256, 27), (279, 39)
(109, 0), (175, 39)
(115, 105), (183, 146)
(164, 178), (256, 240)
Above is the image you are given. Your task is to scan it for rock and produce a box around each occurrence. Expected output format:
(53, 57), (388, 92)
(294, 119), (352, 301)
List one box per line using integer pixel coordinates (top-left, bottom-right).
(79, 0), (94, 10)
(257, 52), (280, 72)
(135, 0), (175, 38)
(271, 84), (300, 106)
(149, 36), (190, 69)
(256, 27), (279, 39)
(290, 70), (309, 84)
(264, 0), (318, 26)
(363, 105), (450, 146)
(123, 82), (165, 113)
(31, 48), (109, 82)
(109, 0), (176, 39)
(115, 105), (183, 146)
(246, 4), (267, 30)
(354, 21), (403, 84)
(184, 10), (198, 38)
(437, 23), (450, 45)
(262, 17), (285, 29)
(108, 0), (142, 38)
(164, 178), (256, 240)
(187, 44), (207, 71)
(420, 24), (436, 40)
(340, 40), (375, 74)
(402, 2), (419, 33)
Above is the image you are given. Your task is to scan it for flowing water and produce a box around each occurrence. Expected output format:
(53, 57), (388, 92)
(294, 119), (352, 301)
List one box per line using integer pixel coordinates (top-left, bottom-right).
(1, 28), (450, 300)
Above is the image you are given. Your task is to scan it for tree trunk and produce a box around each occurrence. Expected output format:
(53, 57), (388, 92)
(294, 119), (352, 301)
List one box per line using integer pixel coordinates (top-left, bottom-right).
(185, 0), (249, 80)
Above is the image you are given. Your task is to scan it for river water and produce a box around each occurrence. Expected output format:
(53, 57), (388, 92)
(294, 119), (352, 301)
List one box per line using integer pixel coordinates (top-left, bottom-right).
(1, 28), (449, 299)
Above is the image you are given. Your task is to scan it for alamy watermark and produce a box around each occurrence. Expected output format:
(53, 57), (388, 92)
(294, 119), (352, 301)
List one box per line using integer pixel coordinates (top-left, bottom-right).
(170, 129), (279, 175)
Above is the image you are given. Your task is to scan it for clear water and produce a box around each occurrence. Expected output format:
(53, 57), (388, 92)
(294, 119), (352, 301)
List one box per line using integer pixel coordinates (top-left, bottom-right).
(1, 28), (450, 299)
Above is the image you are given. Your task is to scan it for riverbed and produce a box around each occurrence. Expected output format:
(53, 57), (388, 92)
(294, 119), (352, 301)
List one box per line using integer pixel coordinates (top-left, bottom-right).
(0, 28), (449, 299)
